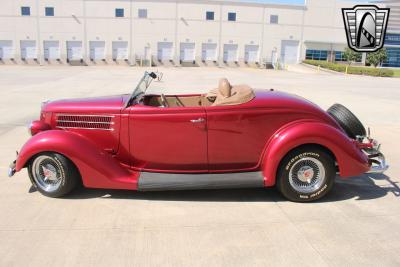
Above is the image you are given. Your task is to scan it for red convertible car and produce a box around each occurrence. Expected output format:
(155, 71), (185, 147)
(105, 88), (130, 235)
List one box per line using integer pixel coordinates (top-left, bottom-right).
(8, 72), (388, 202)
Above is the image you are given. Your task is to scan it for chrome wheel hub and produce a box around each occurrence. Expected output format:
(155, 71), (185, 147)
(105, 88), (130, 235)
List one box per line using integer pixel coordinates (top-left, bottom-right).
(289, 157), (326, 194)
(42, 164), (59, 182)
(297, 166), (315, 183)
(32, 155), (63, 192)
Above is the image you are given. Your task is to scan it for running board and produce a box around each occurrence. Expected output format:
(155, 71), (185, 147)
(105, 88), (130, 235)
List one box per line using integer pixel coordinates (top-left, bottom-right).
(138, 171), (264, 191)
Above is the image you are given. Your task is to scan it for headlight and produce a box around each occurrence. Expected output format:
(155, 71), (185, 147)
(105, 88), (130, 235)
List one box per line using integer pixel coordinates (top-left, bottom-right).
(28, 120), (51, 136)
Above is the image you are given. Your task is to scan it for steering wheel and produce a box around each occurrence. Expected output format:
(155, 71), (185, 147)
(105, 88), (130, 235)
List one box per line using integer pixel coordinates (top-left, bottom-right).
(160, 94), (169, 108)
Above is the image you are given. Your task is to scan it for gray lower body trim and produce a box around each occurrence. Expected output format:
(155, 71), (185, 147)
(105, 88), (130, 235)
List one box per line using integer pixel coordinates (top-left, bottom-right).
(138, 171), (265, 191)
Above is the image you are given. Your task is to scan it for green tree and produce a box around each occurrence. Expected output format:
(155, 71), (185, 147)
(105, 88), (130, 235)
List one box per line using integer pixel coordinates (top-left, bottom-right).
(343, 47), (362, 65)
(366, 48), (388, 67)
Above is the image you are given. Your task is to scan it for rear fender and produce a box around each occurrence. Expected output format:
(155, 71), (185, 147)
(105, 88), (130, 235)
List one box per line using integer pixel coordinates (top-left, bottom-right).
(261, 121), (369, 186)
(16, 130), (138, 190)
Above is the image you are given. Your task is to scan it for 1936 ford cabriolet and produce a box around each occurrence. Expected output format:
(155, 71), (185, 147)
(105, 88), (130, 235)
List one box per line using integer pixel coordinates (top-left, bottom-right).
(8, 72), (388, 202)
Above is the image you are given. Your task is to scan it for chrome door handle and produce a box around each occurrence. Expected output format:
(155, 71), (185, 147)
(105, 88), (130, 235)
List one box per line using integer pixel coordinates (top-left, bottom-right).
(190, 118), (205, 123)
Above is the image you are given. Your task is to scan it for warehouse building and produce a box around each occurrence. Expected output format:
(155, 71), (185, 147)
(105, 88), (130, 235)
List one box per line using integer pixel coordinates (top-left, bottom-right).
(0, 0), (398, 67)
(380, 0), (400, 68)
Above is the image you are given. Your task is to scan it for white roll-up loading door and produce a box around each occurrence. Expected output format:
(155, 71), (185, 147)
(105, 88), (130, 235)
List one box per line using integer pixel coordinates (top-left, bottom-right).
(44, 41), (60, 60)
(223, 44), (238, 62)
(180, 42), (195, 62)
(112, 41), (128, 60)
(157, 42), (173, 61)
(281, 40), (299, 64)
(67, 41), (82, 61)
(201, 43), (217, 61)
(90, 41), (106, 60)
(20, 40), (37, 59)
(244, 45), (259, 63)
(0, 40), (14, 59)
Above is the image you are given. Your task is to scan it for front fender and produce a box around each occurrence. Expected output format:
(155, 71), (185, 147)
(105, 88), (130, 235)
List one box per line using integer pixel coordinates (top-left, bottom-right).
(261, 121), (369, 186)
(16, 130), (138, 190)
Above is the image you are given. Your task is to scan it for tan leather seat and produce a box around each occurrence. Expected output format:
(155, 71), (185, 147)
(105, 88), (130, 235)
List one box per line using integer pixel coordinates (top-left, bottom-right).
(218, 78), (232, 97)
(206, 78), (255, 106)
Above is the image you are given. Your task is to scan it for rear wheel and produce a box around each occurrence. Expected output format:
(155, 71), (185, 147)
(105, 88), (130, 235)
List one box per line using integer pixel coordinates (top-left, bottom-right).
(277, 147), (335, 202)
(28, 152), (80, 198)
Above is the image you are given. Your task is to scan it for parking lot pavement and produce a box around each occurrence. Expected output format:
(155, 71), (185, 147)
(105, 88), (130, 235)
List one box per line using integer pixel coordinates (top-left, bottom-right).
(0, 66), (399, 266)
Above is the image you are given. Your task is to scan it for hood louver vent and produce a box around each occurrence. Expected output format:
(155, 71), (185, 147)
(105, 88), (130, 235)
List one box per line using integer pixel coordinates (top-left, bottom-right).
(56, 114), (114, 131)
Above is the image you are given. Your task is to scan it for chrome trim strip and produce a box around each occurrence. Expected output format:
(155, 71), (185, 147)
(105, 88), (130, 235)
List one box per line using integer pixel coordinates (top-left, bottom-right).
(56, 120), (114, 124)
(55, 114), (115, 130)
(138, 171), (264, 191)
(55, 126), (114, 131)
(56, 114), (115, 118)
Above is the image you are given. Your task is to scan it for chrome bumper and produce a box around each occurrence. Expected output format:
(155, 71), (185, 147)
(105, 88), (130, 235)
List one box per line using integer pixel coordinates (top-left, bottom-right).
(8, 160), (16, 177)
(362, 140), (389, 174)
(367, 152), (389, 173)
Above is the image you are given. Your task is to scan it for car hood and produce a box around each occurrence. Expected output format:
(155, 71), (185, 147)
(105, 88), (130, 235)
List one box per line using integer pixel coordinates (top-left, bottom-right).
(43, 94), (130, 114)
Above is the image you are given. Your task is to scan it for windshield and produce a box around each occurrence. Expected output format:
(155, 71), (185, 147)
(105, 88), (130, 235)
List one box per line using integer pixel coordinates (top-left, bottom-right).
(125, 71), (156, 107)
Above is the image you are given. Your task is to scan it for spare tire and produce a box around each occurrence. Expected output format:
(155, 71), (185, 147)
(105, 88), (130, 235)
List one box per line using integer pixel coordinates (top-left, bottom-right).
(327, 103), (366, 139)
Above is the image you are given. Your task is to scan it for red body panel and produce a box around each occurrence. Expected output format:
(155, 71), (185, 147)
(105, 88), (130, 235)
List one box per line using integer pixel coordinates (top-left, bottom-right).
(206, 90), (342, 171)
(260, 120), (370, 186)
(44, 95), (126, 113)
(15, 90), (370, 189)
(128, 105), (208, 172)
(16, 130), (138, 190)
(44, 95), (126, 154)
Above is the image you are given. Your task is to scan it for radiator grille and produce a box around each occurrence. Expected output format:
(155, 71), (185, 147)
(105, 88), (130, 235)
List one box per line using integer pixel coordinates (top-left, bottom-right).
(56, 114), (114, 130)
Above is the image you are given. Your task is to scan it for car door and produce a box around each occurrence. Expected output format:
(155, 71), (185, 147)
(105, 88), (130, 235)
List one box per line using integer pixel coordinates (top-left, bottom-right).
(206, 105), (275, 171)
(129, 105), (208, 172)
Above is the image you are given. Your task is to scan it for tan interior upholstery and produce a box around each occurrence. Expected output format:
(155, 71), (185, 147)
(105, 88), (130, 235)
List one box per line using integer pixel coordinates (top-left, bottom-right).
(206, 78), (255, 106)
(145, 95), (203, 107)
(218, 78), (232, 97)
(144, 78), (255, 107)
(200, 95), (214, 107)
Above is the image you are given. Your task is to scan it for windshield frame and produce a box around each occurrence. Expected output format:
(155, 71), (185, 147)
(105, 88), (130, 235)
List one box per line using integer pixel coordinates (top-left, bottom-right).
(124, 71), (156, 108)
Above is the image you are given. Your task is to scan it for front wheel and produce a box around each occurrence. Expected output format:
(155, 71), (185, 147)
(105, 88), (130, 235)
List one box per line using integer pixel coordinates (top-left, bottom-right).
(28, 152), (80, 198)
(277, 147), (335, 202)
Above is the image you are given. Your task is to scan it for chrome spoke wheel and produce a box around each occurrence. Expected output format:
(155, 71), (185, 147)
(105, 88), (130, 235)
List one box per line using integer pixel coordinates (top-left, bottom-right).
(288, 157), (326, 194)
(31, 155), (64, 193)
